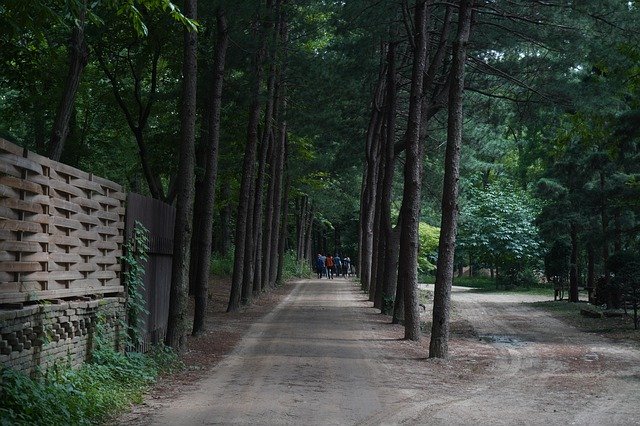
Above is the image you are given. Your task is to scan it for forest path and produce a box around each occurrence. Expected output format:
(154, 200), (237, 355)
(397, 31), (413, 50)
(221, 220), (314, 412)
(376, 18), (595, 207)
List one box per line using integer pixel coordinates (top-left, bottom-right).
(127, 279), (640, 425)
(135, 278), (396, 425)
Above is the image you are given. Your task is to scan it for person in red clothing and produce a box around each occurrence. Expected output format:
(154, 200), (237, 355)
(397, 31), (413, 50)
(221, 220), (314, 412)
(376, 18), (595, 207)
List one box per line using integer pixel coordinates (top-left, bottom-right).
(325, 255), (335, 279)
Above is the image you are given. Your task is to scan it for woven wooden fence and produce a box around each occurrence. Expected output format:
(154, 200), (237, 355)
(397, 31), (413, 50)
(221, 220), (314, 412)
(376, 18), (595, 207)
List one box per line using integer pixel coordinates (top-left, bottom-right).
(0, 138), (125, 304)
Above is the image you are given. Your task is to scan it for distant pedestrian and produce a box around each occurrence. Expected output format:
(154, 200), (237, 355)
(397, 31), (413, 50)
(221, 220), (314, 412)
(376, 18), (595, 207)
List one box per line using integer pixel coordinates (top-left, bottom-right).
(326, 255), (334, 279)
(343, 256), (350, 277)
(334, 255), (342, 278)
(316, 254), (325, 279)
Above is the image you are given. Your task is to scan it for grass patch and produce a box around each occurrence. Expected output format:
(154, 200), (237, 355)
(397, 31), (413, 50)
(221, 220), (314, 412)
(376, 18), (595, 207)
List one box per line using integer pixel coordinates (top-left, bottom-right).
(453, 276), (554, 296)
(0, 346), (182, 425)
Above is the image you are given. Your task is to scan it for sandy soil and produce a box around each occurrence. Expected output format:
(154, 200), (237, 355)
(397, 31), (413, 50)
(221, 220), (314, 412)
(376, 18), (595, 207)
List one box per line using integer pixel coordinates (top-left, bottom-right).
(119, 279), (640, 425)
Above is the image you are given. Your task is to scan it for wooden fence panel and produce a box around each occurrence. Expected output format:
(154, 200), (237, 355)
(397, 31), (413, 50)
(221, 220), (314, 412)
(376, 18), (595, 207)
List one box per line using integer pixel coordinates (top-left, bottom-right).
(125, 193), (175, 351)
(0, 138), (125, 303)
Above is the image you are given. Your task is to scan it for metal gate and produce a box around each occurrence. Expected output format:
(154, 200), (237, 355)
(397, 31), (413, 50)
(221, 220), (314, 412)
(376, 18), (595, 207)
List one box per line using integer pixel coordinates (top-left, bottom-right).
(125, 193), (175, 351)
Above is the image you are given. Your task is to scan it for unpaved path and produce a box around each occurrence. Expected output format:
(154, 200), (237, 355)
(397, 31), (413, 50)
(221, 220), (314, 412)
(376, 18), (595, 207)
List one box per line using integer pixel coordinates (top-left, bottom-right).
(124, 279), (640, 425)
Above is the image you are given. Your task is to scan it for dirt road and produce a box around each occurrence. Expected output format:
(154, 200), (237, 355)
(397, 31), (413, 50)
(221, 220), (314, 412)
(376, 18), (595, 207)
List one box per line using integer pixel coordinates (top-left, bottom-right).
(126, 279), (640, 425)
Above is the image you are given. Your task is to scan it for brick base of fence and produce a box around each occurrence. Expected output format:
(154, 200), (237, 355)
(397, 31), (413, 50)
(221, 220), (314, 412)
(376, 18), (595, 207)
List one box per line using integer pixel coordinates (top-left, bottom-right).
(0, 297), (124, 374)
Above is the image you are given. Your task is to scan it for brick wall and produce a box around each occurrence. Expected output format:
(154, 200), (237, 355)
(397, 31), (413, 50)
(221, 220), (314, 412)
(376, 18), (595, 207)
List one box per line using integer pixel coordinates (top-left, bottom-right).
(0, 297), (125, 374)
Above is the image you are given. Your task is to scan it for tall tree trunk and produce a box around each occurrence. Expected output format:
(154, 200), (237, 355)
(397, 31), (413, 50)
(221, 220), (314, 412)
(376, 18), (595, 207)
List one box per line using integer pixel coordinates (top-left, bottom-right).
(270, 18), (289, 286)
(569, 223), (579, 303)
(587, 243), (595, 302)
(397, 0), (430, 341)
(166, 0), (198, 350)
(359, 63), (387, 290)
(392, 222), (404, 324)
(275, 134), (290, 285)
(49, 0), (89, 161)
(371, 143), (386, 304)
(429, 0), (474, 358)
(304, 209), (313, 260)
(220, 179), (232, 256)
(228, 6), (270, 312)
(242, 172), (257, 304)
(380, 40), (399, 315)
(262, 142), (277, 289)
(600, 171), (611, 306)
(252, 4), (282, 296)
(192, 8), (229, 336)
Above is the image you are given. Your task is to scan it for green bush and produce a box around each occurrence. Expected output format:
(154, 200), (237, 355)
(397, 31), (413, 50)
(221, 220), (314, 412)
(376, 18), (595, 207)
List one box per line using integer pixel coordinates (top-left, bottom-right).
(210, 250), (234, 276)
(497, 267), (540, 290)
(0, 346), (181, 425)
(281, 251), (313, 282)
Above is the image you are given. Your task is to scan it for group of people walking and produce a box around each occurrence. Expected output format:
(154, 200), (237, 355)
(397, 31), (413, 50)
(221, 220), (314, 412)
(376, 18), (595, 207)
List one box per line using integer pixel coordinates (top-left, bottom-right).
(315, 254), (353, 279)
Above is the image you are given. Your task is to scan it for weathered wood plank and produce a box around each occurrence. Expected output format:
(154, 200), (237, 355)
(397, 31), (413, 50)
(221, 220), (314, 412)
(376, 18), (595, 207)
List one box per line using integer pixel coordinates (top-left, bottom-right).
(0, 152), (43, 174)
(21, 252), (49, 262)
(93, 210), (120, 222)
(1, 198), (45, 214)
(0, 261), (42, 273)
(50, 198), (83, 214)
(49, 235), (81, 247)
(93, 241), (119, 251)
(0, 240), (40, 252)
(49, 179), (86, 198)
(50, 216), (83, 231)
(49, 253), (83, 264)
(72, 197), (102, 211)
(73, 230), (99, 241)
(69, 177), (104, 194)
(0, 175), (43, 194)
(0, 219), (41, 233)
(71, 213), (101, 226)
(88, 270), (117, 280)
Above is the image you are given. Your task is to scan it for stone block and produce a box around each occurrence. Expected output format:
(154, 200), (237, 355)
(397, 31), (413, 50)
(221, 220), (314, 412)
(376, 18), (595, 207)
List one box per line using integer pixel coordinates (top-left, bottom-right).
(0, 310), (18, 321)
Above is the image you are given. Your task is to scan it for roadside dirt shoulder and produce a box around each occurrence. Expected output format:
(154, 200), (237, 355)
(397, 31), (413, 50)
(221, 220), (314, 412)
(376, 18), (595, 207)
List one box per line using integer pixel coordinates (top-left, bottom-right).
(119, 277), (296, 424)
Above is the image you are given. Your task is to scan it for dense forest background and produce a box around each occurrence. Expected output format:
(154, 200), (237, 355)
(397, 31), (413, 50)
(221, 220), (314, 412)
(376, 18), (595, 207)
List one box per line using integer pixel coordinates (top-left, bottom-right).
(2, 0), (640, 353)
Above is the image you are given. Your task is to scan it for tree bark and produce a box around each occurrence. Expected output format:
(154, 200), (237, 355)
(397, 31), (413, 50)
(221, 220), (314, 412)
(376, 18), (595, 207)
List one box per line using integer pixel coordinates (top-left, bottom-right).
(166, 0), (198, 350)
(569, 223), (579, 303)
(228, 6), (270, 312)
(359, 63), (387, 291)
(397, 0), (430, 341)
(220, 179), (232, 256)
(270, 18), (289, 287)
(275, 133), (289, 285)
(49, 0), (89, 161)
(371, 143), (386, 305)
(242, 169), (257, 304)
(587, 243), (595, 300)
(380, 39), (399, 315)
(192, 8), (229, 336)
(429, 0), (474, 358)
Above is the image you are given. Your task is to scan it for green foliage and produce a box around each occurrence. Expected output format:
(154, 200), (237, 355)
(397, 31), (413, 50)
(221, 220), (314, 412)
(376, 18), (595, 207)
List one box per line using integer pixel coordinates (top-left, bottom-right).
(110, 0), (198, 36)
(122, 221), (149, 348)
(281, 251), (313, 282)
(210, 250), (234, 277)
(418, 222), (439, 272)
(458, 183), (542, 273)
(496, 267), (541, 290)
(0, 346), (181, 425)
